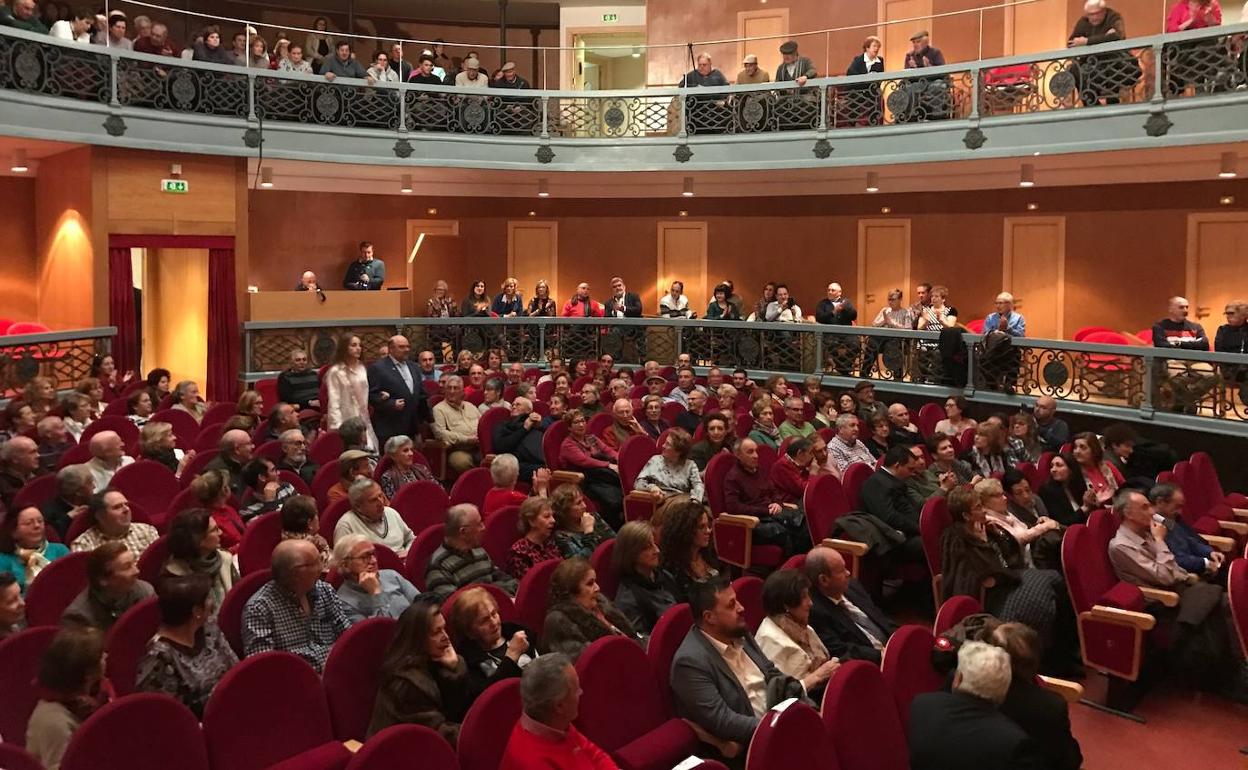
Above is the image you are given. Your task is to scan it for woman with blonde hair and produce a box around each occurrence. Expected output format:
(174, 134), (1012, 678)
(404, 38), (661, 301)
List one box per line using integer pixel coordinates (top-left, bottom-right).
(526, 279), (557, 316)
(492, 277), (523, 317)
(138, 421), (195, 477)
(233, 390), (264, 434)
(72, 378), (104, 420)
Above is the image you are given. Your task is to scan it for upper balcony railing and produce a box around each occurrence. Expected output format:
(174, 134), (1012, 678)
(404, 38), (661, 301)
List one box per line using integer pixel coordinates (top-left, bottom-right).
(0, 327), (116, 398)
(2, 23), (1245, 143)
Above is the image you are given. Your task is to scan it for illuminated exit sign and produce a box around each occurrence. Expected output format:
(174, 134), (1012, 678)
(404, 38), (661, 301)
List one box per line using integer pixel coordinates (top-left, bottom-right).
(160, 179), (189, 194)
(602, 12), (618, 22)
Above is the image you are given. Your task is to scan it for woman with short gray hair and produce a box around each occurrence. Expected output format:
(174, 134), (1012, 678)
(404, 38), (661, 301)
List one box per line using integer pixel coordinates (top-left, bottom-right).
(333, 533), (420, 623)
(484, 453), (549, 515)
(378, 434), (435, 499)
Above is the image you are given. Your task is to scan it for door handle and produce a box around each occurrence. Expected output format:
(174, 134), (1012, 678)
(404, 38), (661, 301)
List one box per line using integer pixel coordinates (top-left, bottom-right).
(1014, 298), (1023, 309)
(1197, 305), (1210, 319)
(866, 293), (876, 304)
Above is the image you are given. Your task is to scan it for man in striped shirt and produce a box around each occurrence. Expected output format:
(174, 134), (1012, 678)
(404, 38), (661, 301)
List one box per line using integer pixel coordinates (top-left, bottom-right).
(425, 504), (518, 598)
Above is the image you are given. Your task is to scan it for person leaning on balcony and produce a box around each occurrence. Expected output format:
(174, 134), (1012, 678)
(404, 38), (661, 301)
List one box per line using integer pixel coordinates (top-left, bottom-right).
(410, 54), (445, 86)
(492, 61), (530, 89)
(1068, 2), (1127, 51)
(735, 54), (770, 84)
(0, 0), (49, 33)
(133, 22), (180, 57)
(903, 30), (944, 69)
(368, 51), (399, 83)
(321, 40), (374, 83)
(192, 26), (236, 66)
(305, 16), (333, 66)
(683, 52), (729, 87)
(775, 40), (816, 84)
(455, 57), (490, 88)
(49, 7), (92, 43)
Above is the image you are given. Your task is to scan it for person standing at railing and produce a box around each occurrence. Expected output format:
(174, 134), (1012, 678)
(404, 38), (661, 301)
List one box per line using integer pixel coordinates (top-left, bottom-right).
(842, 36), (885, 127)
(735, 54), (770, 84)
(321, 40), (374, 84)
(1067, 1), (1138, 106)
(1152, 296), (1208, 350)
(901, 30), (951, 121)
(1166, 0), (1225, 95)
(368, 51), (399, 83)
(342, 240), (385, 290)
(133, 22), (179, 58)
(49, 8), (91, 43)
(305, 16), (333, 68)
(385, 42), (412, 81)
(775, 40), (816, 85)
(455, 57), (490, 88)
(981, 293), (1026, 393)
(278, 43), (313, 74)
(561, 283), (604, 317)
(192, 26), (235, 67)
(1, 0), (49, 33)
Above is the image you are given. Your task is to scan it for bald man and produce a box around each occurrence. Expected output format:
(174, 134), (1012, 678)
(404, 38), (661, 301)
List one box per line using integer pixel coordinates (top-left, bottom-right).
(602, 398), (648, 451)
(205, 429), (255, 497)
(804, 545), (897, 664)
(242, 539), (350, 671)
(84, 431), (135, 490)
(296, 270), (321, 291)
(368, 334), (433, 448)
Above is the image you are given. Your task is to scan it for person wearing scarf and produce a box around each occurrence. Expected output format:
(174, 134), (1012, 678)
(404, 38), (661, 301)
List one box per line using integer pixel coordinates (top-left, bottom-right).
(162, 509), (238, 612)
(0, 506), (70, 593)
(27, 625), (113, 770)
(754, 570), (840, 701)
(542, 557), (640, 660)
(61, 542), (155, 632)
(747, 399), (782, 449)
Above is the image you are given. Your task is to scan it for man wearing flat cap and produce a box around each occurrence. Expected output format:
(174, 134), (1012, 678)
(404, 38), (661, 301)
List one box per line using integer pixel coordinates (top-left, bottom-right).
(904, 30), (946, 69)
(736, 54), (770, 84)
(455, 56), (490, 87)
(774, 40), (819, 131)
(490, 60), (535, 134)
(775, 40), (817, 84)
(901, 30), (951, 121)
(491, 61), (530, 89)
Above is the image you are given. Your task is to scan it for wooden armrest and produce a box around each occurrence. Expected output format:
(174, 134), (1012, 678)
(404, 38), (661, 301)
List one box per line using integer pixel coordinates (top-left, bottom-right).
(626, 489), (663, 503)
(822, 538), (868, 557)
(551, 470), (585, 486)
(1219, 519), (1248, 536)
(1137, 586), (1180, 607)
(717, 513), (760, 530)
(1232, 507), (1248, 520)
(1088, 605), (1157, 631)
(1037, 675), (1084, 703)
(342, 740), (363, 753)
(1120, 331), (1149, 346)
(481, 454), (496, 467)
(1201, 534), (1236, 553)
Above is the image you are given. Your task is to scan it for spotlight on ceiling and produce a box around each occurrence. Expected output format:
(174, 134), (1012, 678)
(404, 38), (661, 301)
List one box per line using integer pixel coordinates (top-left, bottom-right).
(866, 171), (879, 193)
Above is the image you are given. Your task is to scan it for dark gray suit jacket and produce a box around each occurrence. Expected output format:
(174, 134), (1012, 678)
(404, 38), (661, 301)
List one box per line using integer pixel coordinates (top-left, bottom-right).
(669, 626), (785, 745)
(775, 56), (817, 82)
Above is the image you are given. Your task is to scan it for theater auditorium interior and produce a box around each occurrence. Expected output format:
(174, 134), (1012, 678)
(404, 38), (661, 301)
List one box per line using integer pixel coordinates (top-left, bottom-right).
(1, 0), (1247, 768)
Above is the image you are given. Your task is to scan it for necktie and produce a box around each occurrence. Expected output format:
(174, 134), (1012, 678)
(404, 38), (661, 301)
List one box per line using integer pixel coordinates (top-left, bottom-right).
(842, 598), (885, 648)
(395, 360), (413, 394)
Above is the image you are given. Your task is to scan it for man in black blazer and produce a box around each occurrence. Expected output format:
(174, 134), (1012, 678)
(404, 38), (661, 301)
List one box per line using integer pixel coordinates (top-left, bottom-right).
(367, 334), (432, 450)
(803, 546), (897, 664)
(908, 641), (1048, 770)
(859, 445), (927, 564)
(989, 623), (1082, 770)
(604, 276), (645, 359)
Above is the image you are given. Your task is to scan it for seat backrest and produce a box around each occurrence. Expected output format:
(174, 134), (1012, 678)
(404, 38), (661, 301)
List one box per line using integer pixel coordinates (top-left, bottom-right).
(405, 525), (445, 591)
(323, 617), (398, 741)
(150, 409), (202, 451)
(732, 576), (766, 633)
(1086, 508), (1119, 550)
(1061, 524), (1112, 613)
(24, 550), (90, 627)
(660, 401), (685, 426)
(112, 461), (181, 525)
(841, 462), (873, 510)
(0, 743), (43, 770)
(217, 569), (272, 657)
(540, 419), (571, 472)
(476, 406), (510, 457)
(203, 651), (336, 770)
(310, 462), (343, 508)
(201, 402), (237, 427)
(933, 595), (983, 636)
(0, 626), (60, 747)
(61, 693), (210, 770)
(11, 474), (58, 512)
(457, 678), (522, 770)
(915, 402), (944, 438)
(105, 596), (162, 695)
(346, 724), (460, 770)
(449, 467), (493, 509)
(80, 416), (140, 449)
(276, 469), (311, 496)
(804, 473), (850, 543)
(575, 636), (682, 753)
(391, 480), (452, 534)
(590, 538), (618, 599)
(646, 603), (693, 707)
(192, 422), (227, 453)
(703, 452), (735, 514)
(618, 434), (658, 490)
(820, 660), (909, 770)
(918, 496), (951, 577)
(308, 431), (345, 468)
(318, 497), (353, 541)
(745, 700), (837, 770)
(879, 625), (945, 732)
(586, 412), (612, 440)
(179, 449), (219, 485)
(481, 505), (521, 566)
(513, 557), (560, 632)
(1073, 325), (1117, 342)
(237, 512), (284, 576)
(1230, 558), (1248, 660)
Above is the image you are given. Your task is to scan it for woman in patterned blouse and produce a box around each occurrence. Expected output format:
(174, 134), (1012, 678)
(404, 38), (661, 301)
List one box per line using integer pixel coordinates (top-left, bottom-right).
(550, 485), (614, 560)
(379, 435), (436, 499)
(504, 497), (561, 580)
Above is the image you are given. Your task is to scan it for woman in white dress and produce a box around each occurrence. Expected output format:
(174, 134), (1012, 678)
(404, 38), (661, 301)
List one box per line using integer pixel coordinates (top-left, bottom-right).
(325, 334), (378, 451)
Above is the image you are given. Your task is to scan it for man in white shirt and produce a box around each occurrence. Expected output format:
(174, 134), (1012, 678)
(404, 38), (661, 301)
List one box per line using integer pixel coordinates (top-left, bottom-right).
(430, 375), (481, 476)
(455, 57), (490, 88)
(764, 283), (803, 323)
(50, 9), (93, 43)
(84, 431), (135, 490)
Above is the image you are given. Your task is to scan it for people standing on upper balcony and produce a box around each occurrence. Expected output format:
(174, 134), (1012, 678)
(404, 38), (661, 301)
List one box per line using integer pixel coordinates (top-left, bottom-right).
(102, 11), (130, 49)
(193, 26), (235, 66)
(848, 35), (885, 78)
(462, 281), (491, 317)
(904, 30), (944, 69)
(985, 293), (1026, 337)
(49, 8), (92, 43)
(387, 42), (413, 81)
(368, 51), (399, 83)
(1165, 0), (1224, 95)
(705, 283), (740, 320)
(682, 52), (728, 87)
(322, 40), (374, 83)
(561, 283), (604, 317)
(246, 36), (269, 69)
(305, 16), (333, 67)
(736, 54), (770, 84)
(845, 36), (886, 126)
(229, 31), (247, 65)
(0, 0), (48, 33)
(1167, 0), (1222, 32)
(1068, 1), (1130, 102)
(409, 54), (445, 86)
(1152, 296), (1209, 350)
(456, 57), (490, 88)
(775, 40), (816, 84)
(815, 283), (858, 326)
(765, 284), (804, 323)
(492, 277), (524, 317)
(492, 61), (530, 89)
(343, 240), (385, 291)
(133, 23), (179, 57)
(1215, 300), (1248, 353)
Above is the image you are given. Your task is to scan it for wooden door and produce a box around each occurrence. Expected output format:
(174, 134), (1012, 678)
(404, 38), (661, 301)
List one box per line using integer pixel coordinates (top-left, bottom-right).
(1003, 217), (1065, 340)
(1186, 213), (1248, 326)
(657, 222), (708, 310)
(508, 221), (559, 304)
(738, 9), (789, 79)
(1004, 0), (1068, 56)
(880, 0), (932, 71)
(857, 219), (911, 321)
(143, 248), (209, 393)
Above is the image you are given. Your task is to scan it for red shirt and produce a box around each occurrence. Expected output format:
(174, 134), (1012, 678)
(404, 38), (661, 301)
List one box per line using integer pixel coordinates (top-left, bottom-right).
(769, 456), (810, 505)
(561, 298), (605, 317)
(211, 505), (246, 552)
(499, 715), (619, 770)
(484, 487), (528, 515)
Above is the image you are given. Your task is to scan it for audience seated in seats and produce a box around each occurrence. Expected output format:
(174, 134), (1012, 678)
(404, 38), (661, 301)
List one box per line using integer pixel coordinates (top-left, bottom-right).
(35, 417), (72, 475)
(770, 437), (821, 505)
(276, 428), (319, 486)
(963, 423), (1008, 478)
(73, 380), (104, 424)
(0, 570), (26, 639)
(190, 470), (247, 552)
(277, 350), (321, 410)
(432, 375), (482, 477)
(204, 430), (255, 498)
(764, 284), (804, 323)
(261, 401), (304, 444)
(941, 487), (1066, 654)
(634, 428), (705, 528)
(135, 574), (238, 719)
(1071, 432), (1119, 506)
(163, 508), (238, 611)
(754, 569), (840, 700)
(21, 377), (56, 421)
(170, 380), (208, 424)
(25, 626), (107, 770)
(601, 398), (648, 452)
(481, 378), (510, 412)
(935, 395), (978, 438)
(611, 521), (676, 636)
(494, 397), (550, 481)
(851, 381), (885, 424)
(665, 368), (707, 410)
(886, 404), (923, 447)
(810, 393), (839, 431)
(543, 557), (640, 660)
(232, 390), (265, 435)
(560, 411), (624, 529)
(70, 489), (158, 555)
(125, 390), (155, 428)
(485, 454), (549, 515)
(724, 438), (811, 558)
(804, 545), (897, 664)
(0, 402), (37, 447)
(61, 394), (94, 442)
(1032, 396), (1069, 454)
(416, 349), (444, 384)
(333, 533), (420, 623)
(238, 457), (297, 523)
(90, 353), (134, 404)
(42, 464), (94, 542)
(279, 494), (331, 572)
(908, 641), (1048, 770)
(864, 416), (893, 460)
(1152, 295), (1208, 350)
(773, 397), (813, 443)
(905, 440), (964, 508)
(327, 449), (376, 507)
(988, 622), (1083, 770)
(145, 368), (173, 407)
(551, 485), (614, 560)
(369, 596), (476, 748)
(1038, 453), (1097, 527)
(1108, 489), (1247, 700)
(427, 503), (519, 598)
(1002, 469), (1059, 557)
(241, 539), (350, 671)
(671, 576), (803, 765)
(1150, 483), (1223, 578)
(450, 585), (534, 696)
(659, 501), (721, 603)
(826, 413), (876, 477)
(335, 479), (415, 558)
(464, 364), (489, 398)
(746, 399), (780, 449)
(62, 541), (154, 631)
(506, 497), (563, 580)
(976, 478), (1062, 571)
(1009, 413), (1043, 464)
(691, 413), (735, 472)
(81, 431), (132, 493)
(500, 652), (618, 770)
(138, 421), (195, 478)
(0, 506), (69, 594)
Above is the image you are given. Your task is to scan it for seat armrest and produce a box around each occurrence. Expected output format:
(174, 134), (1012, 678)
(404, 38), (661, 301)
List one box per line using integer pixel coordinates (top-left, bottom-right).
(1232, 507), (1248, 520)
(481, 454), (496, 467)
(419, 440), (447, 478)
(1218, 519), (1248, 536)
(342, 740), (363, 754)
(1201, 533), (1236, 553)
(626, 489), (663, 504)
(717, 513), (760, 530)
(1137, 586), (1180, 607)
(1037, 675), (1084, 704)
(1088, 605), (1157, 631)
(821, 538), (868, 557)
(550, 470), (585, 486)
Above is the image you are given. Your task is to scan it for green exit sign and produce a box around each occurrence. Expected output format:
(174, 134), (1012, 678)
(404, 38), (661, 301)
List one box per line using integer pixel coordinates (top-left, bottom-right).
(160, 179), (189, 194)
(602, 12), (618, 22)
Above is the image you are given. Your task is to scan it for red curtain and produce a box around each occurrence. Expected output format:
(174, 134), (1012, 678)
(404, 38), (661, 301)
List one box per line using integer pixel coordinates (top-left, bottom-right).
(208, 247), (240, 403)
(108, 247), (138, 373)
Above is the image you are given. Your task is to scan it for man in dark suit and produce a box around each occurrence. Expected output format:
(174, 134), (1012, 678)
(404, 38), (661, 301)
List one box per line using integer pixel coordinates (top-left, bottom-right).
(989, 623), (1082, 770)
(670, 576), (793, 767)
(804, 546), (897, 664)
(859, 445), (926, 562)
(604, 276), (644, 359)
(367, 334), (432, 450)
(492, 396), (547, 482)
(908, 641), (1048, 770)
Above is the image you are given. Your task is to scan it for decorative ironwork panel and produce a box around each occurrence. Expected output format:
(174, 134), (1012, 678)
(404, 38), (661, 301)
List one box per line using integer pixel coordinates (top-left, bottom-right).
(686, 87), (821, 135)
(404, 89), (453, 132)
(0, 336), (103, 397)
(1162, 34), (1246, 97)
(989, 47), (1153, 115)
(256, 76), (400, 129)
(249, 325), (399, 372)
(118, 60), (247, 117)
(0, 35), (109, 102)
(878, 71), (975, 124)
(430, 92), (543, 136)
(973, 344), (1145, 408)
(547, 95), (676, 138)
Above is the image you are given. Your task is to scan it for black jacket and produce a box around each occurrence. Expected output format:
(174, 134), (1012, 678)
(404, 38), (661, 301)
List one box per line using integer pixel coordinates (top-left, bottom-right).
(846, 54), (885, 77)
(860, 468), (921, 537)
(1215, 322), (1248, 354)
(277, 368), (321, 410)
(909, 691), (1048, 770)
(604, 291), (643, 319)
(999, 681), (1082, 770)
(613, 572), (677, 634)
(814, 298), (858, 326)
(807, 579), (897, 665)
(367, 357), (433, 447)
(493, 415), (546, 479)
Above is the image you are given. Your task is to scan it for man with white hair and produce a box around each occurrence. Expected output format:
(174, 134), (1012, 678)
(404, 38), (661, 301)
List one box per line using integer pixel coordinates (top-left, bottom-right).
(500, 653), (617, 769)
(984, 292), (1025, 337)
(908, 641), (1047, 769)
(1067, 1), (1131, 105)
(334, 478), (415, 557)
(982, 291), (1027, 391)
(601, 398), (648, 452)
(41, 464), (94, 540)
(332, 533), (420, 623)
(275, 428), (319, 486)
(84, 431), (135, 490)
(455, 56), (490, 87)
(494, 397), (548, 481)
(426, 504), (518, 598)
(0, 435), (40, 510)
(34, 416), (72, 474)
(431, 375), (481, 477)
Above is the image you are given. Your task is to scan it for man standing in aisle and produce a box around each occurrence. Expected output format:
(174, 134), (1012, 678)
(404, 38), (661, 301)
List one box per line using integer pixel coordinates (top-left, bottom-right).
(342, 241), (385, 290)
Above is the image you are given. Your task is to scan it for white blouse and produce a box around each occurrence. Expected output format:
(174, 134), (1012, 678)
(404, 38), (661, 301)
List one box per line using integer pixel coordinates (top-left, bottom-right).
(755, 615), (830, 681)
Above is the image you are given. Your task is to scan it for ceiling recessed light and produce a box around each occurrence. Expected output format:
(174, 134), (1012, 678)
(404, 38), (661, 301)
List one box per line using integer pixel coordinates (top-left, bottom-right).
(1218, 151), (1237, 178)
(866, 171), (879, 193)
(1019, 164), (1035, 187)
(10, 149), (28, 173)
(880, 206), (891, 214)
(1026, 202), (1038, 211)
(682, 177), (694, 197)
(537, 179), (550, 198)
(400, 174), (413, 193)
(259, 167), (273, 188)
(1220, 195), (1235, 206)
(426, 207), (437, 215)
(528, 210), (536, 217)
(678, 210), (688, 217)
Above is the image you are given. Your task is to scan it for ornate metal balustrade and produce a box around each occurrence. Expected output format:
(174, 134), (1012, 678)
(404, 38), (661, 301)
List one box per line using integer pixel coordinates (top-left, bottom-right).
(0, 327), (116, 398)
(2, 24), (1245, 143)
(244, 317), (1248, 436)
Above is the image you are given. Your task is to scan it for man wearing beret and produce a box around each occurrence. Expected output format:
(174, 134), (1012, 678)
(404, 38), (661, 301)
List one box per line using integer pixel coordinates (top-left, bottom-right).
(775, 40), (817, 84)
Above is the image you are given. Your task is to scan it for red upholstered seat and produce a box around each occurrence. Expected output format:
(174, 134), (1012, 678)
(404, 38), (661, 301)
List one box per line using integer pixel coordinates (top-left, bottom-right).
(203, 651), (350, 770)
(254, 379), (278, 409)
(590, 538), (619, 599)
(0, 626), (59, 747)
(541, 419), (571, 473)
(151, 408), (201, 451)
(112, 460), (180, 525)
(1230, 558), (1248, 659)
(449, 466), (493, 509)
(218, 568), (271, 657)
(646, 603), (693, 707)
(311, 463), (343, 509)
(0, 743), (43, 770)
(60, 693), (210, 770)
(255, 440), (283, 461)
(660, 402), (684, 426)
(587, 412), (613, 439)
(804, 473), (851, 543)
(346, 724), (459, 770)
(11, 474), (57, 512)
(323, 617), (397, 741)
(200, 402), (237, 427)
(840, 462), (873, 510)
(731, 576), (765, 633)
(317, 497), (353, 542)
(79, 416), (140, 449)
(915, 402), (944, 438)
(405, 525), (445, 591)
(919, 495), (952, 605)
(309, 431), (346, 468)
(476, 406), (510, 456)
(193, 422), (227, 452)
(277, 469), (312, 496)
(745, 700), (837, 770)
(391, 480), (452, 534)
(933, 595), (982, 636)
(238, 511), (284, 576)
(179, 449), (220, 485)
(24, 550), (89, 626)
(575, 636), (698, 770)
(458, 678), (522, 770)
(513, 557), (560, 632)
(481, 504), (522, 566)
(820, 660), (909, 770)
(618, 434), (659, 522)
(105, 596), (162, 695)
(1098, 580), (1148, 613)
(879, 625), (946, 732)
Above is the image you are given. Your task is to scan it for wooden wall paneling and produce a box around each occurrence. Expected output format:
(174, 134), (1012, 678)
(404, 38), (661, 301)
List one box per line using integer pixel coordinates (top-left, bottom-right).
(0, 177), (38, 323)
(857, 218), (911, 322)
(738, 8), (790, 77)
(657, 221), (708, 312)
(1185, 212), (1248, 328)
(144, 248), (209, 388)
(1003, 216), (1065, 339)
(34, 147), (96, 330)
(507, 221), (558, 304)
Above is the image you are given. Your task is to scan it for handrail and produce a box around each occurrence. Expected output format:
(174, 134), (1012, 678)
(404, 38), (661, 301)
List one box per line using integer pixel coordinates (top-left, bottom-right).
(0, 326), (118, 347)
(0, 327), (117, 397)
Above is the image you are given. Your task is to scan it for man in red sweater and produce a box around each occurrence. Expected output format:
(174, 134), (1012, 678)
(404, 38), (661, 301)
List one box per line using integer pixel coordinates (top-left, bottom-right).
(500, 653), (619, 770)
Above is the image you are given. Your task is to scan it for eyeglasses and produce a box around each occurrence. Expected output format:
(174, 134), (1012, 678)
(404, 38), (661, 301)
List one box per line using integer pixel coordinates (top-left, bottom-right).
(348, 550), (377, 562)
